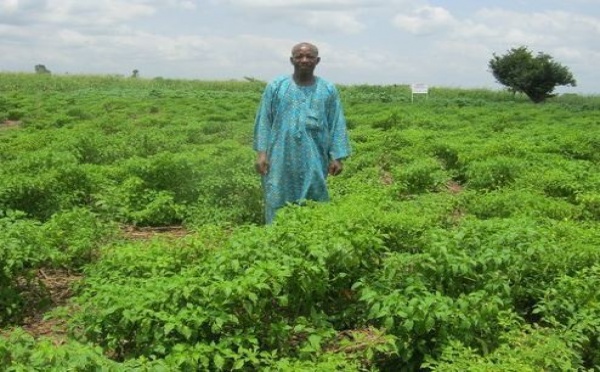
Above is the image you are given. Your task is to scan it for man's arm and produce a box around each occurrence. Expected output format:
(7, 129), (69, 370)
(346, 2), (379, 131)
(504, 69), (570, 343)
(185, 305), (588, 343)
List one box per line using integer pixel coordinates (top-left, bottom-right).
(253, 82), (276, 175)
(327, 86), (351, 166)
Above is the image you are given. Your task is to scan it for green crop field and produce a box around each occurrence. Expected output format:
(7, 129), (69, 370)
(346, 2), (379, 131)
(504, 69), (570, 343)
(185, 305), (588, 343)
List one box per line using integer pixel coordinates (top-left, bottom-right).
(1, 72), (599, 371)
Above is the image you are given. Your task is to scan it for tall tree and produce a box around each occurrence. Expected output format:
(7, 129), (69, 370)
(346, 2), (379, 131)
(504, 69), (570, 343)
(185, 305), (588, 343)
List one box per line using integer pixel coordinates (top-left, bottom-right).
(489, 46), (576, 103)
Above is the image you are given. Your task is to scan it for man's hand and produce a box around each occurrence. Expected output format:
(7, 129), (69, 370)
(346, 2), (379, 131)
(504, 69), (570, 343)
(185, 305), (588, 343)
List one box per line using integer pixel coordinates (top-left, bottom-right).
(255, 152), (269, 175)
(328, 159), (343, 176)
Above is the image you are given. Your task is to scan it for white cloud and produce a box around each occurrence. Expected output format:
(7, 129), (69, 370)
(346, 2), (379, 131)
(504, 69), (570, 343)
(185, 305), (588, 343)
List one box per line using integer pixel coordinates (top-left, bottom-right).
(178, 0), (196, 10)
(57, 28), (92, 47)
(474, 8), (600, 45)
(0, 0), (19, 12)
(40, 1), (156, 25)
(214, 0), (377, 33)
(0, 0), (47, 24)
(392, 6), (456, 35)
(0, 0), (198, 26)
(301, 10), (366, 34)
(219, 0), (384, 9)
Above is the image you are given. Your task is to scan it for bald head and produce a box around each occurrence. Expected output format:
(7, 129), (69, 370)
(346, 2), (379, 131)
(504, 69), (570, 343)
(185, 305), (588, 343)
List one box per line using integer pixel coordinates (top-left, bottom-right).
(291, 42), (319, 57)
(290, 42), (321, 83)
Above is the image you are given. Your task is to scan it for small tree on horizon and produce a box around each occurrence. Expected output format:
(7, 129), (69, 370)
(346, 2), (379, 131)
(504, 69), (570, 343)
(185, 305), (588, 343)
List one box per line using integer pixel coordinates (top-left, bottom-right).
(488, 46), (576, 103)
(34, 64), (51, 75)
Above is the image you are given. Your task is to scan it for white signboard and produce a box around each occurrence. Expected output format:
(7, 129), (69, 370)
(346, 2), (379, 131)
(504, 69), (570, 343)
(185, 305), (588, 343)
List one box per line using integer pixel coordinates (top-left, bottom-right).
(411, 83), (429, 102)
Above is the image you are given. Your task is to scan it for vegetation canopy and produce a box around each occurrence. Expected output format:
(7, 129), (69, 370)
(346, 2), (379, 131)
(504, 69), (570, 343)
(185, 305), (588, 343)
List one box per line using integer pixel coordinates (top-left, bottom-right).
(0, 73), (599, 371)
(489, 46), (576, 103)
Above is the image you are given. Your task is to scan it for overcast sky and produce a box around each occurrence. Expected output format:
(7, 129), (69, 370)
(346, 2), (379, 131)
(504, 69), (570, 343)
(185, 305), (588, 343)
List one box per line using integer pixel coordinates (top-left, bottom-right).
(1, 0), (599, 94)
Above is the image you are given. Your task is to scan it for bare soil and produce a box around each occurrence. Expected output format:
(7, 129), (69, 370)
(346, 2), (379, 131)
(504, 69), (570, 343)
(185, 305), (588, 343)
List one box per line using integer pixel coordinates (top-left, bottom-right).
(0, 120), (21, 130)
(121, 225), (189, 240)
(16, 269), (82, 343)
(445, 180), (464, 194)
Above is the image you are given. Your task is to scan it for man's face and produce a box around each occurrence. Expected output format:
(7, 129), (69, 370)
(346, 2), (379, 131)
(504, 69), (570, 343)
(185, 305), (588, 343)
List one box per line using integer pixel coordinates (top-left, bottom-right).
(290, 46), (320, 73)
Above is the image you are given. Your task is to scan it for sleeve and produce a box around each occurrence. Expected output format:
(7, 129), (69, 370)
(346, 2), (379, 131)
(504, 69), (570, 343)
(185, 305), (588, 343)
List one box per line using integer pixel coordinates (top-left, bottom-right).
(253, 82), (275, 153)
(327, 85), (351, 161)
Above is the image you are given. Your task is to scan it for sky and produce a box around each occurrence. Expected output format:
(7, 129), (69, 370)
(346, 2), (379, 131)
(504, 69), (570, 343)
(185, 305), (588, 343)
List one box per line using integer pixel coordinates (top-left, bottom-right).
(1, 0), (599, 94)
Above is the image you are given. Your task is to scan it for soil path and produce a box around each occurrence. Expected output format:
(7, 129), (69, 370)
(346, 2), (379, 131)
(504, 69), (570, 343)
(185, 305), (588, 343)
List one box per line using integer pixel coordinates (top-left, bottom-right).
(0, 120), (21, 130)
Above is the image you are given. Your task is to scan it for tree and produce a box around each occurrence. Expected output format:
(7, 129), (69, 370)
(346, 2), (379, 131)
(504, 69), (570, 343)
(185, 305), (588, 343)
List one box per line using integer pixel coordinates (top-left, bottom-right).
(34, 64), (51, 75)
(488, 46), (576, 103)
(131, 69), (139, 78)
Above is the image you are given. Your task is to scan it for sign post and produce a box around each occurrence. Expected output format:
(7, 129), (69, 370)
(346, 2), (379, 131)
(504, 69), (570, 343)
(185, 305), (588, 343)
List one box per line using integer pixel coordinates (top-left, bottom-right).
(411, 83), (429, 103)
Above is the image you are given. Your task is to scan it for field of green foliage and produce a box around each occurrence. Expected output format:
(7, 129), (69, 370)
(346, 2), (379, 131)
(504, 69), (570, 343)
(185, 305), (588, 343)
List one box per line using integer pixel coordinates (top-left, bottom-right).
(1, 72), (599, 371)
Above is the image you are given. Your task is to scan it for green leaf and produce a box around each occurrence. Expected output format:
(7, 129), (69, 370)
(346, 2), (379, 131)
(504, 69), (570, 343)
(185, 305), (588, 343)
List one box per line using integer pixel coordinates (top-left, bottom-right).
(308, 334), (322, 350)
(213, 354), (225, 370)
(403, 319), (414, 332)
(248, 292), (258, 304)
(232, 358), (245, 370)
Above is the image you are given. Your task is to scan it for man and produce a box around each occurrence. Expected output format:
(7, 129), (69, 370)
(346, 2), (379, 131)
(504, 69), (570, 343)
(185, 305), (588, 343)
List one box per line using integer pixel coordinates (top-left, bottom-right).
(253, 42), (351, 224)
